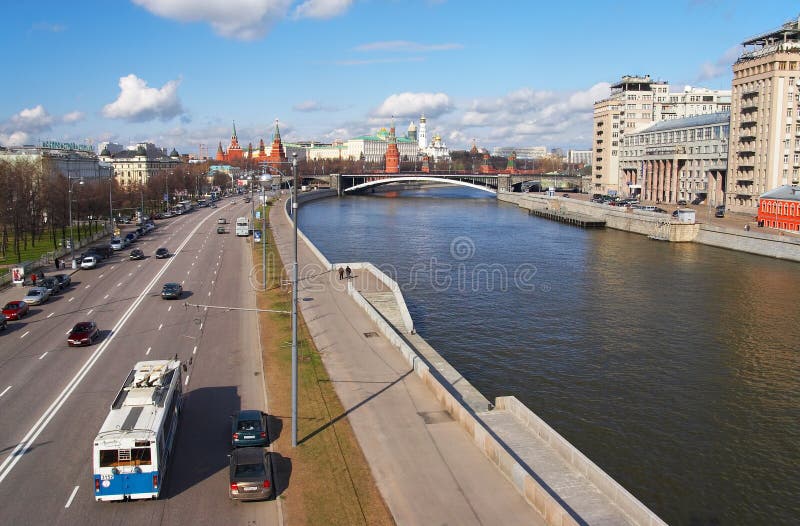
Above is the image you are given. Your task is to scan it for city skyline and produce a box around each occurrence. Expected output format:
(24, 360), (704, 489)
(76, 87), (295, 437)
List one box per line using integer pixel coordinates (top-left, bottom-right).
(0, 1), (793, 155)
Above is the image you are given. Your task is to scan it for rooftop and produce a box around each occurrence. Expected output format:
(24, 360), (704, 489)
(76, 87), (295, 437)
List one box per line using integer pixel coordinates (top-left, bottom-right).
(761, 185), (800, 202)
(635, 112), (730, 134)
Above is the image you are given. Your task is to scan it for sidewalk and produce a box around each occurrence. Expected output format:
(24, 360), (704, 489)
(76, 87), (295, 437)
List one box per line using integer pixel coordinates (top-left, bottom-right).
(269, 200), (544, 525)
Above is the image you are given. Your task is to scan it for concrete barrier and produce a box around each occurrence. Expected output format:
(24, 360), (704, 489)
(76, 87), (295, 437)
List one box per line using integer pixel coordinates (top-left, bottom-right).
(696, 224), (800, 262)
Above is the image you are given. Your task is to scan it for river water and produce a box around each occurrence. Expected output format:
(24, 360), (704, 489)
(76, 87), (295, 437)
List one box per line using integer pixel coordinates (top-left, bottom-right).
(297, 186), (799, 526)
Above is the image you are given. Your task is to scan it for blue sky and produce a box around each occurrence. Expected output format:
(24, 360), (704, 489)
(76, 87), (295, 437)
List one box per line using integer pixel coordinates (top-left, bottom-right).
(0, 1), (794, 156)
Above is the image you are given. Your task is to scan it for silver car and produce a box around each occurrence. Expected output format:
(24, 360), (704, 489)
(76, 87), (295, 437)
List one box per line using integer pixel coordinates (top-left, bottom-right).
(228, 447), (273, 501)
(23, 287), (51, 305)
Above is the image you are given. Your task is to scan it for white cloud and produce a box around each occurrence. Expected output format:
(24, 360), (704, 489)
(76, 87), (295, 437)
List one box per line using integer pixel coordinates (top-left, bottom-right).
(102, 74), (184, 122)
(696, 45), (740, 81)
(293, 100), (341, 112)
(0, 131), (31, 147)
(132, 0), (293, 40)
(9, 105), (54, 132)
(62, 111), (85, 124)
(372, 92), (452, 119)
(293, 0), (353, 19)
(355, 40), (463, 52)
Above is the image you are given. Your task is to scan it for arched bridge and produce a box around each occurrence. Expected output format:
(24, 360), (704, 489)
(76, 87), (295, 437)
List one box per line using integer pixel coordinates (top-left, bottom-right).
(342, 174), (500, 194)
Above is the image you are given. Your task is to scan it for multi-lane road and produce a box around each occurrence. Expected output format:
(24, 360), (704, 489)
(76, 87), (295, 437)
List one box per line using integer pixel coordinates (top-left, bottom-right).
(0, 200), (280, 525)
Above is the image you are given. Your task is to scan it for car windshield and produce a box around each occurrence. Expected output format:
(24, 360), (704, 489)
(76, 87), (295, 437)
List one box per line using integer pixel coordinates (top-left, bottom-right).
(234, 462), (266, 478)
(73, 323), (92, 332)
(4, 303), (18, 309)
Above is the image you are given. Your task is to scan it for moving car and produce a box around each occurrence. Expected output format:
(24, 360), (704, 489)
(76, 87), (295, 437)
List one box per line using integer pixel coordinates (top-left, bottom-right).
(231, 410), (268, 447)
(217, 226), (226, 234)
(3, 301), (29, 320)
(23, 287), (50, 305)
(81, 255), (99, 269)
(53, 274), (71, 289)
(67, 321), (99, 346)
(218, 218), (227, 224)
(691, 197), (705, 205)
(130, 248), (145, 260)
(155, 247), (170, 259)
(254, 231), (262, 243)
(39, 276), (62, 295)
(161, 282), (183, 299)
(228, 447), (273, 501)
(110, 238), (125, 251)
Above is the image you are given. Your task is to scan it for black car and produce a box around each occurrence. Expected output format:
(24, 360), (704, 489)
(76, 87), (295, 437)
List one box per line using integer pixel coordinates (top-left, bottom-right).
(53, 274), (71, 289)
(161, 282), (183, 299)
(715, 207), (725, 218)
(155, 248), (170, 259)
(40, 276), (62, 295)
(231, 410), (268, 447)
(228, 447), (273, 501)
(130, 248), (145, 260)
(691, 197), (705, 205)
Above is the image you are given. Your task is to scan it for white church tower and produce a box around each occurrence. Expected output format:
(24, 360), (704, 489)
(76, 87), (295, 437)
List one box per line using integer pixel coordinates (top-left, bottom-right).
(418, 113), (428, 149)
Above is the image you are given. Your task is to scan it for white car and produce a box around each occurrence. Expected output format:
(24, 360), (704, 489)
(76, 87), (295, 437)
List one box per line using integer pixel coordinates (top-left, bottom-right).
(81, 255), (99, 269)
(23, 287), (51, 305)
(110, 238), (124, 250)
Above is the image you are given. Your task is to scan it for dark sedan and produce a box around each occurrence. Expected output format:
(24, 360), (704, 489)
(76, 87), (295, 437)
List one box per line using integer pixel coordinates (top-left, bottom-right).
(155, 247), (170, 259)
(228, 447), (273, 501)
(67, 321), (99, 346)
(53, 274), (71, 289)
(231, 410), (268, 447)
(161, 282), (183, 299)
(130, 248), (145, 260)
(3, 301), (29, 320)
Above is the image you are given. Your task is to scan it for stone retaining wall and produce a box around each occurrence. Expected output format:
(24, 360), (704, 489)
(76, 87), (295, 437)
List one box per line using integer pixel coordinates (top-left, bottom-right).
(696, 224), (800, 261)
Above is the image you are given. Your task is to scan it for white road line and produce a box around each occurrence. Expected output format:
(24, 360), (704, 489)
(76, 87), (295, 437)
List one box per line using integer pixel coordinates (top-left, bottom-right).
(184, 375), (190, 386)
(128, 272), (133, 277)
(20, 331), (29, 339)
(137, 264), (142, 268)
(117, 282), (122, 287)
(187, 271), (190, 275)
(191, 262), (195, 266)
(146, 346), (151, 355)
(39, 352), (48, 360)
(87, 309), (93, 316)
(207, 291), (211, 297)
(181, 280), (185, 285)
(110, 266), (116, 270)
(192, 346), (197, 355)
(104, 294), (109, 299)
(64, 485), (79, 508)
(167, 305), (172, 312)
(0, 213), (214, 486)
(0, 386), (11, 398)
(158, 323), (163, 331)
(84, 285), (90, 289)
(98, 274), (104, 279)
(199, 322), (203, 330)
(47, 313), (54, 319)
(68, 297), (74, 302)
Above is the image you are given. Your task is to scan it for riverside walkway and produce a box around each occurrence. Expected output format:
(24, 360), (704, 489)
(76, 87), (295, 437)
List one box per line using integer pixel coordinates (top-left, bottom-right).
(270, 192), (664, 525)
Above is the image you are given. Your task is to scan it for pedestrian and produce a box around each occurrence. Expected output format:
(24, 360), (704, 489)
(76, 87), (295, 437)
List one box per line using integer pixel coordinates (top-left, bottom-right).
(744, 224), (750, 232)
(55, 257), (60, 270)
(31, 273), (37, 286)
(338, 267), (344, 280)
(345, 265), (352, 279)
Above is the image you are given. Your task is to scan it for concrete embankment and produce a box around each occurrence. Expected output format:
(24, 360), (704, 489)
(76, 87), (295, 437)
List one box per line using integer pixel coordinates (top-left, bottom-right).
(281, 190), (666, 526)
(499, 192), (800, 261)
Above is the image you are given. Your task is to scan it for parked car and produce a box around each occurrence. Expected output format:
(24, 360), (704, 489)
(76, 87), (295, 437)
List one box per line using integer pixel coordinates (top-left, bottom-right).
(155, 247), (170, 259)
(23, 287), (50, 305)
(130, 248), (145, 260)
(254, 231), (262, 243)
(161, 282), (183, 299)
(715, 207), (725, 218)
(39, 276), (62, 295)
(231, 410), (268, 447)
(228, 447), (273, 501)
(125, 233), (137, 244)
(677, 199), (688, 206)
(0, 317), (7, 330)
(53, 274), (71, 289)
(691, 197), (705, 205)
(67, 321), (99, 346)
(218, 218), (227, 224)
(3, 300), (29, 320)
(217, 226), (226, 234)
(81, 255), (99, 269)
(110, 238), (125, 251)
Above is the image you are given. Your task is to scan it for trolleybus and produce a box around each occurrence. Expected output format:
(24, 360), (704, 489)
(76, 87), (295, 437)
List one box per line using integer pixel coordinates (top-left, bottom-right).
(235, 217), (250, 236)
(93, 359), (183, 501)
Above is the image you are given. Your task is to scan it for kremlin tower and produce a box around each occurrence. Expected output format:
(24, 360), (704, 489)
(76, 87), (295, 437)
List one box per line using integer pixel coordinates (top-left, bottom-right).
(215, 141), (225, 161)
(227, 122), (243, 161)
(385, 117), (400, 174)
(266, 120), (288, 166)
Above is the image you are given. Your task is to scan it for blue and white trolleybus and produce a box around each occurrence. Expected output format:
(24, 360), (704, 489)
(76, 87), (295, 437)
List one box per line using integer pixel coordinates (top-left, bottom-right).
(93, 359), (183, 501)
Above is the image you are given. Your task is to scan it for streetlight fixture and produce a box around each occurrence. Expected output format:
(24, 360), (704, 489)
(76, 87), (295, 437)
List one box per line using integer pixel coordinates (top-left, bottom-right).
(68, 174), (84, 266)
(291, 152), (299, 448)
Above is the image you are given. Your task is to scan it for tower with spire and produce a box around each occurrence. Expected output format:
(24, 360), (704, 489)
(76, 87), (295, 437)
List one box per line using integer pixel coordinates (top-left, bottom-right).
(227, 121), (243, 161)
(216, 141), (226, 161)
(267, 119), (288, 166)
(385, 117), (400, 174)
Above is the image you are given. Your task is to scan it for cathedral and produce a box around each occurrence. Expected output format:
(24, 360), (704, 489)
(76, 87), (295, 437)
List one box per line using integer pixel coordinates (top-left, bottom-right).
(407, 114), (450, 161)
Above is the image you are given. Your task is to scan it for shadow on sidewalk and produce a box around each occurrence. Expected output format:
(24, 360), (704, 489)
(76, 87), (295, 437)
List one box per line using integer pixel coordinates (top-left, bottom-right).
(299, 370), (412, 445)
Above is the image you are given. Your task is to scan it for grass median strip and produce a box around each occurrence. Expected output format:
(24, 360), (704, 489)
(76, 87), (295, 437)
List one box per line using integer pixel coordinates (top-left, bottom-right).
(255, 213), (394, 526)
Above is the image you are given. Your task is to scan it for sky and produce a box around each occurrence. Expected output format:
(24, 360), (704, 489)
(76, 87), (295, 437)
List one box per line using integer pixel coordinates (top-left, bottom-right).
(0, 1), (795, 156)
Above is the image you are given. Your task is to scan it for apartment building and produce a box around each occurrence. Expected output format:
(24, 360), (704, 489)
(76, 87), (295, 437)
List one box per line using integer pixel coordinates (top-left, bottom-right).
(727, 16), (800, 212)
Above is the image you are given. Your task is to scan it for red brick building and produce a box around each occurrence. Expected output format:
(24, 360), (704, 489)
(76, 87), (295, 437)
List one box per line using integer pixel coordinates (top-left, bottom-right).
(215, 122), (243, 161)
(266, 120), (287, 166)
(757, 185), (800, 231)
(385, 120), (400, 174)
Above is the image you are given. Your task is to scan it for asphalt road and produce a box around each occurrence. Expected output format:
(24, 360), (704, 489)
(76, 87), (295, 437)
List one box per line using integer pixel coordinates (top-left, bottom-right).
(0, 199), (281, 525)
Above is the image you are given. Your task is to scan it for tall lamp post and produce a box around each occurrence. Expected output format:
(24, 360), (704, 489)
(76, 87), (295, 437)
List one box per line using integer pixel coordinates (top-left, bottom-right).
(68, 174), (84, 265)
(291, 152), (299, 447)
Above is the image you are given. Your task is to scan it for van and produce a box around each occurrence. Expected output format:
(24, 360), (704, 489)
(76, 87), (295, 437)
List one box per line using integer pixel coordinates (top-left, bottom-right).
(81, 255), (99, 270)
(641, 205), (658, 212)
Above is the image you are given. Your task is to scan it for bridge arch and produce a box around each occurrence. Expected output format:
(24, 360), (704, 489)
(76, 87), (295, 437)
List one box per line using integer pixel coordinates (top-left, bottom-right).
(343, 176), (497, 195)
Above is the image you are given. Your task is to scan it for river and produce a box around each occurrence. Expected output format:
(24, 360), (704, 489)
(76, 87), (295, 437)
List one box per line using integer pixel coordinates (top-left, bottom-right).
(297, 186), (799, 526)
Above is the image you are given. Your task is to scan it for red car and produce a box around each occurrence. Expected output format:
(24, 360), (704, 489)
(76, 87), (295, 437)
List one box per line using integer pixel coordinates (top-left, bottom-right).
(3, 301), (29, 320)
(67, 321), (99, 347)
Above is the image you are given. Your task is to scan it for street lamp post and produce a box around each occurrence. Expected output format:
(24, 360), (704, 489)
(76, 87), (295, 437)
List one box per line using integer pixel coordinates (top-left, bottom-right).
(291, 152), (298, 448)
(68, 175), (84, 266)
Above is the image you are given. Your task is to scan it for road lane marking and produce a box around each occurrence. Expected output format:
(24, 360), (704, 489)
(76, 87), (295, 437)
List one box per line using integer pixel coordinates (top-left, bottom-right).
(184, 375), (190, 386)
(207, 291), (211, 297)
(0, 386), (11, 398)
(168, 306), (172, 312)
(137, 264), (142, 268)
(68, 297), (74, 302)
(187, 271), (190, 275)
(193, 346), (197, 355)
(104, 294), (109, 299)
(39, 352), (48, 360)
(85, 285), (90, 289)
(0, 213), (213, 486)
(128, 272), (133, 277)
(146, 346), (151, 355)
(87, 309), (93, 316)
(64, 485), (79, 508)
(158, 323), (163, 331)
(110, 266), (116, 270)
(47, 313), (54, 318)
(20, 331), (29, 339)
(98, 274), (104, 279)
(117, 282), (122, 287)
(191, 262), (195, 266)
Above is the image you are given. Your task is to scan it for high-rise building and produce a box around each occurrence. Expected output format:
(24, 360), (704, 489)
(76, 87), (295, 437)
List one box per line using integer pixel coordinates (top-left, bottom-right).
(727, 16), (800, 212)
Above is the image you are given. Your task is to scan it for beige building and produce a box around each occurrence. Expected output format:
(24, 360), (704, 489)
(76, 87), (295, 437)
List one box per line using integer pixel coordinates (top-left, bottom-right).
(100, 143), (181, 187)
(727, 16), (800, 212)
(620, 112), (730, 206)
(593, 75), (731, 196)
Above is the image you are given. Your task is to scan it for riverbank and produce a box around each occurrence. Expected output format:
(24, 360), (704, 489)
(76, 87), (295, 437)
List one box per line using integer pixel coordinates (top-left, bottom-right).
(498, 191), (800, 262)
